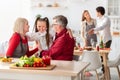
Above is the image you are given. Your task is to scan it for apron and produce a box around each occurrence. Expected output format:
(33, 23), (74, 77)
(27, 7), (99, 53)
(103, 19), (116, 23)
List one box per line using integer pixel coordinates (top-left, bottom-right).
(12, 35), (28, 58)
(85, 22), (97, 47)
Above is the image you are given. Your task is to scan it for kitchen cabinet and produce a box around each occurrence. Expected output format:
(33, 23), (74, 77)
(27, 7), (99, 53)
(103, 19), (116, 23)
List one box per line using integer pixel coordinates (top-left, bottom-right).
(107, 0), (120, 16)
(107, 0), (120, 32)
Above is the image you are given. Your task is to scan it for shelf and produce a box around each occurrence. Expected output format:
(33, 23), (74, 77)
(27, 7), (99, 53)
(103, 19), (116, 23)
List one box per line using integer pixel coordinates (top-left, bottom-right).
(30, 0), (68, 10)
(108, 16), (120, 18)
(31, 6), (68, 10)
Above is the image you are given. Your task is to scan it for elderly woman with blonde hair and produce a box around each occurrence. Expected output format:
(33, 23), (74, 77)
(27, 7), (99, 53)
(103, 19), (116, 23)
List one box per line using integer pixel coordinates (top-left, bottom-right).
(6, 17), (39, 58)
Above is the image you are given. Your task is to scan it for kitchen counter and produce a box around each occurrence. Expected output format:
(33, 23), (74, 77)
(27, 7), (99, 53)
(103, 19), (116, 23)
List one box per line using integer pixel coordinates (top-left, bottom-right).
(0, 60), (89, 80)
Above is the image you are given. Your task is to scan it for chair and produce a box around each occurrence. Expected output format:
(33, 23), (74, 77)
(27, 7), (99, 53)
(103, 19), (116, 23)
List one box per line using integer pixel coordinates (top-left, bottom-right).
(80, 50), (102, 80)
(0, 41), (8, 54)
(107, 54), (120, 79)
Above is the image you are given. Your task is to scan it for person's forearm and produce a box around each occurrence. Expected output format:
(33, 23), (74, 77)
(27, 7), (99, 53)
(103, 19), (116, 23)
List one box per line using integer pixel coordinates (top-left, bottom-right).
(27, 47), (38, 57)
(26, 32), (46, 41)
(81, 32), (86, 41)
(94, 26), (104, 31)
(94, 19), (108, 31)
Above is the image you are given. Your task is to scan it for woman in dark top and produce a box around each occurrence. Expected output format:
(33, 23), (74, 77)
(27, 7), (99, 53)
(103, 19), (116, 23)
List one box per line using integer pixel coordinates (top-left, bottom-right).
(81, 10), (98, 76)
(81, 10), (97, 47)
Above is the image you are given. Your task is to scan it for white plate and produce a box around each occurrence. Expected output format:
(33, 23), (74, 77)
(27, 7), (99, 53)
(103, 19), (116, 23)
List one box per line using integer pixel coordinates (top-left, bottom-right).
(0, 61), (14, 65)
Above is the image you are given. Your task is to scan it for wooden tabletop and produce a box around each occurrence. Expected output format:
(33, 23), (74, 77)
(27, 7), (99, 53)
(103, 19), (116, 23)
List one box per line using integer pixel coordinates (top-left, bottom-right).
(74, 50), (83, 56)
(74, 48), (110, 56)
(0, 60), (90, 77)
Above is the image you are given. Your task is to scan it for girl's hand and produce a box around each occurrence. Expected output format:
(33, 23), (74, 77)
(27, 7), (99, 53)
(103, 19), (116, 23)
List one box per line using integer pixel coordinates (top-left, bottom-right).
(67, 28), (73, 38)
(36, 41), (43, 52)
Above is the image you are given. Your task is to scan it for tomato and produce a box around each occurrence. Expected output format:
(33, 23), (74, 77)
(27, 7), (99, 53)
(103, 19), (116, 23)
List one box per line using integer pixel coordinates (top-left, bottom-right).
(43, 64), (47, 67)
(33, 64), (37, 67)
(26, 64), (30, 67)
(36, 63), (40, 67)
(40, 63), (43, 67)
(33, 62), (37, 66)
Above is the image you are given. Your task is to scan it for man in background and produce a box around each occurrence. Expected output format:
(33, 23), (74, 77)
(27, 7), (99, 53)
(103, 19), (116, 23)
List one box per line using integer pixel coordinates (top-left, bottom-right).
(88, 6), (112, 73)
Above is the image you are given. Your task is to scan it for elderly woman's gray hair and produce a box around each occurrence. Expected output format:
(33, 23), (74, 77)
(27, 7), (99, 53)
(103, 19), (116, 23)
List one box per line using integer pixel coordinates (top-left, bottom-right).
(53, 15), (68, 28)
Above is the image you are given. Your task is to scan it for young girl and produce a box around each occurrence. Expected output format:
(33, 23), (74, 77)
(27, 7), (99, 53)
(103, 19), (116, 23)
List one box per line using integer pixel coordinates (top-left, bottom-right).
(33, 17), (53, 51)
(81, 10), (97, 47)
(6, 18), (38, 58)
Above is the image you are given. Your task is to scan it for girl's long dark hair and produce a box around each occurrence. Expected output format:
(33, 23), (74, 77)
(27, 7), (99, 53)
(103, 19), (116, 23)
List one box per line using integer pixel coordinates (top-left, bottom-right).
(33, 17), (50, 48)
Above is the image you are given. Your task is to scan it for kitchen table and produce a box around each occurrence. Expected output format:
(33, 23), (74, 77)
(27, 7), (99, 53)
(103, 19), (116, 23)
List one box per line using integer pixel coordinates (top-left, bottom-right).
(0, 60), (89, 80)
(74, 48), (110, 80)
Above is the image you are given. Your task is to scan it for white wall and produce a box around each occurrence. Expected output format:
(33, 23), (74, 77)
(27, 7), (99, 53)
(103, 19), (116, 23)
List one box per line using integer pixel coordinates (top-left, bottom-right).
(0, 0), (20, 41)
(0, 0), (118, 60)
(67, 0), (107, 30)
(30, 0), (107, 31)
(0, 0), (30, 42)
(0, 0), (107, 41)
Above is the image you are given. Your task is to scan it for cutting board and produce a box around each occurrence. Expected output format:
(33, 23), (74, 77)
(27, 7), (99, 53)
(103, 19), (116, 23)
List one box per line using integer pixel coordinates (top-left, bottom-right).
(10, 64), (56, 70)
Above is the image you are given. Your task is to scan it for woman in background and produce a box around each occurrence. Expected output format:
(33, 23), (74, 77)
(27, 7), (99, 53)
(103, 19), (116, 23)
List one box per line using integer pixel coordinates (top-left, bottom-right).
(81, 10), (97, 47)
(81, 10), (97, 76)
(6, 18), (38, 58)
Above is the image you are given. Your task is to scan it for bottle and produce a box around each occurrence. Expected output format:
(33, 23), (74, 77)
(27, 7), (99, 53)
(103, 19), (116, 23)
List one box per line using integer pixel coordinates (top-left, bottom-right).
(96, 45), (99, 51)
(99, 36), (104, 49)
(77, 43), (80, 49)
(74, 37), (77, 50)
(77, 43), (82, 51)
